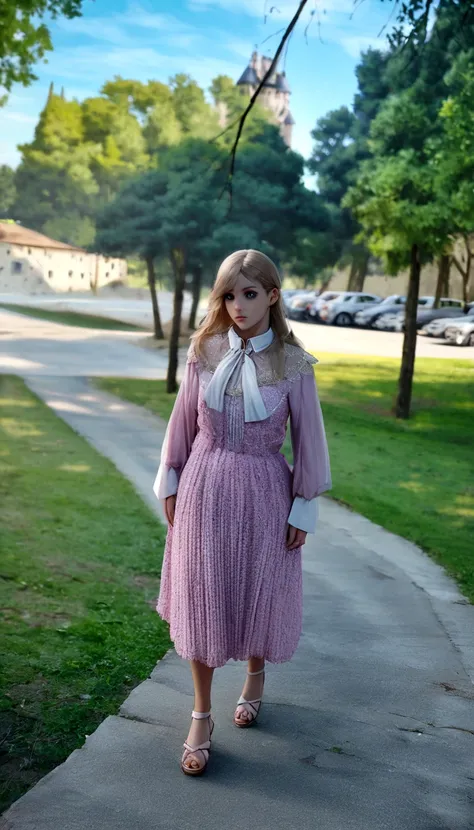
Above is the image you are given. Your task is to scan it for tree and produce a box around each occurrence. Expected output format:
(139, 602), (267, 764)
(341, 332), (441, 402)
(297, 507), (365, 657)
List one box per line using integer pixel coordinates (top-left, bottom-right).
(0, 0), (83, 96)
(210, 74), (272, 149)
(12, 83), (151, 242)
(431, 50), (474, 302)
(286, 227), (341, 288)
(344, 146), (449, 419)
(95, 171), (166, 339)
(308, 47), (395, 291)
(170, 74), (220, 139)
(0, 165), (17, 218)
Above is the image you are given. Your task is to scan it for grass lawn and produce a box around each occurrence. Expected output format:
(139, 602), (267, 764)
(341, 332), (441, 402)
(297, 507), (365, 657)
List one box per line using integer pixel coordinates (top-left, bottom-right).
(0, 302), (147, 331)
(95, 352), (474, 603)
(0, 376), (171, 813)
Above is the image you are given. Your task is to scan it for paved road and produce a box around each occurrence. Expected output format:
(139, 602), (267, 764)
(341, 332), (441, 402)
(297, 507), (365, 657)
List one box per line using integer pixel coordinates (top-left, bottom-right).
(290, 318), (474, 360)
(0, 308), (187, 378)
(1, 290), (472, 359)
(0, 290), (191, 331)
(1, 307), (474, 829)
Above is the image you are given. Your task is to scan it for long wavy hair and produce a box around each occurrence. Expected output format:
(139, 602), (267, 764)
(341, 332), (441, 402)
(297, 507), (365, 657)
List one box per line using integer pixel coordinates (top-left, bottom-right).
(192, 250), (302, 362)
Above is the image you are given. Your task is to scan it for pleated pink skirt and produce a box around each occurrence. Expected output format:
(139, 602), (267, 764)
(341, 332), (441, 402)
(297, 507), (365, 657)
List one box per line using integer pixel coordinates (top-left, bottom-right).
(156, 432), (303, 668)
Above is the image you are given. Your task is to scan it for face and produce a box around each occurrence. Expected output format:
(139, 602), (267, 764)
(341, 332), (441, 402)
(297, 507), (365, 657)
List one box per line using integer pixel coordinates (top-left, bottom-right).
(223, 272), (279, 334)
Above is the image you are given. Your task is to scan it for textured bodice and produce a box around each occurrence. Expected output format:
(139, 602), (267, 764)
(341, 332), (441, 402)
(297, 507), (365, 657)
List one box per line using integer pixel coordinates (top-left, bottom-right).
(190, 332), (317, 457)
(194, 373), (293, 456)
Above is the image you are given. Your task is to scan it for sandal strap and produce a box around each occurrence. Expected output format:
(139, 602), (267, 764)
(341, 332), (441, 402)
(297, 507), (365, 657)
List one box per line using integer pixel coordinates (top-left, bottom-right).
(182, 746), (209, 768)
(183, 739), (211, 753)
(236, 696), (261, 713)
(191, 710), (211, 719)
(247, 668), (265, 676)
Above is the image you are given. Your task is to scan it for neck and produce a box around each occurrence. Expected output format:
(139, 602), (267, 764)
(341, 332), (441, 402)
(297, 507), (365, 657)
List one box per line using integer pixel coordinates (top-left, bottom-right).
(233, 312), (271, 342)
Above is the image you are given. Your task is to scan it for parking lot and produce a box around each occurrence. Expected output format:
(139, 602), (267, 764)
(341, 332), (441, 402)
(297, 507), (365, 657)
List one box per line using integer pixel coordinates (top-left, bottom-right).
(290, 316), (474, 360)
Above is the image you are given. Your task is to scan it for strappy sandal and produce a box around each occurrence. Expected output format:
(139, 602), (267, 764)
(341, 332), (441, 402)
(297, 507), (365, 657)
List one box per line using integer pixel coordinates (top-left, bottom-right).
(233, 667), (265, 728)
(181, 711), (214, 776)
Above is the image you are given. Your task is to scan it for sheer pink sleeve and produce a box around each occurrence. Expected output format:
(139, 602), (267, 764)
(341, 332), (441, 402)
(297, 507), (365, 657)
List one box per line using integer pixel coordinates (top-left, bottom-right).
(287, 368), (332, 533)
(153, 352), (199, 501)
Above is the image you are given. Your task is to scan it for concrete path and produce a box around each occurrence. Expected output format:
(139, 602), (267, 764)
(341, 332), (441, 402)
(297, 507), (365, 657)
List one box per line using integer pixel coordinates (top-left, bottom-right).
(2, 371), (474, 829)
(0, 307), (187, 378)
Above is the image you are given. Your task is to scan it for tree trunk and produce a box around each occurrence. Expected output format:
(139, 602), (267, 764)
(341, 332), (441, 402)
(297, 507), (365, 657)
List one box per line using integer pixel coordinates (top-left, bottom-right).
(90, 255), (100, 295)
(452, 236), (473, 305)
(462, 240), (472, 305)
(167, 248), (186, 394)
(353, 251), (369, 292)
(188, 264), (202, 331)
(145, 256), (164, 340)
(434, 254), (450, 308)
(395, 244), (421, 420)
(347, 258), (358, 291)
(462, 251), (472, 304)
(347, 251), (369, 292)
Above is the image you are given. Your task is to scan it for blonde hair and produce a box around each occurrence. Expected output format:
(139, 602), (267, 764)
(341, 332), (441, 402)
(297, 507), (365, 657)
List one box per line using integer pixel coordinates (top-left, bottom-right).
(192, 249), (302, 361)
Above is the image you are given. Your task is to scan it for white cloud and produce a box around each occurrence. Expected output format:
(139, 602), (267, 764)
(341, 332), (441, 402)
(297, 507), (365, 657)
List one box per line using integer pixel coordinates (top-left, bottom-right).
(55, 17), (132, 45)
(224, 37), (254, 60)
(338, 34), (389, 57)
(189, 0), (355, 20)
(1, 111), (37, 124)
(55, 4), (198, 46)
(40, 41), (243, 91)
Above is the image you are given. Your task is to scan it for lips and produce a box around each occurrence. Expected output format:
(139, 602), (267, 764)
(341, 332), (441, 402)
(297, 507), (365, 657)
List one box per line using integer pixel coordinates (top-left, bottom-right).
(235, 316), (246, 321)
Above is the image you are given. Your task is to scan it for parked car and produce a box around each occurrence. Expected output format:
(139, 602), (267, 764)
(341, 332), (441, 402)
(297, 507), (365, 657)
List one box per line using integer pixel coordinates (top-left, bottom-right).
(307, 291), (344, 322)
(373, 311), (405, 332)
(281, 289), (302, 311)
(444, 318), (474, 346)
(318, 292), (382, 326)
(354, 294), (406, 327)
(354, 294), (436, 328)
(286, 290), (319, 321)
(374, 298), (465, 332)
(282, 289), (314, 316)
(421, 307), (474, 337)
(416, 300), (465, 329)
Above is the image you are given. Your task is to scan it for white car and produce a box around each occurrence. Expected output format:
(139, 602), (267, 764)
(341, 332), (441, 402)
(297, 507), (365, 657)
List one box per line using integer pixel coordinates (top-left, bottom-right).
(286, 290), (319, 321)
(444, 319), (474, 346)
(422, 308), (474, 338)
(318, 292), (382, 326)
(373, 311), (405, 332)
(308, 291), (344, 320)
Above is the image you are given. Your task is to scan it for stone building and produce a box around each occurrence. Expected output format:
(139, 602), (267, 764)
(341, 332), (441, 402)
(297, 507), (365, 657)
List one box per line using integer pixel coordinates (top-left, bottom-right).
(236, 51), (295, 147)
(0, 223), (127, 294)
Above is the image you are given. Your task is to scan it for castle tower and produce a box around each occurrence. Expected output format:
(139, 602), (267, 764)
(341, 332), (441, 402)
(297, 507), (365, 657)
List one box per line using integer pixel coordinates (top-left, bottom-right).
(236, 51), (294, 147)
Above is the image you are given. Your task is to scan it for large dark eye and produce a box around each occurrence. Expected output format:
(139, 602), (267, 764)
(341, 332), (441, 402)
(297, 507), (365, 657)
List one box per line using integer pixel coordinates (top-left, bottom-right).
(224, 293), (234, 301)
(245, 291), (257, 299)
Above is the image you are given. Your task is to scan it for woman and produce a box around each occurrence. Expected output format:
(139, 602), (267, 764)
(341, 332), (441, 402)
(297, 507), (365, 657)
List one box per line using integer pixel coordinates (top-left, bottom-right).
(153, 249), (332, 776)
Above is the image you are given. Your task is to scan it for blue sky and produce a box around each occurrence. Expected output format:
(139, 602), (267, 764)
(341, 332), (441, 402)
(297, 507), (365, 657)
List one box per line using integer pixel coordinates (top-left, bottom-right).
(0, 0), (393, 169)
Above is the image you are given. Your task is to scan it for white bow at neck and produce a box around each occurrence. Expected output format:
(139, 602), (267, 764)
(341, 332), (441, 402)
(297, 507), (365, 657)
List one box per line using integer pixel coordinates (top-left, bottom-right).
(204, 326), (274, 422)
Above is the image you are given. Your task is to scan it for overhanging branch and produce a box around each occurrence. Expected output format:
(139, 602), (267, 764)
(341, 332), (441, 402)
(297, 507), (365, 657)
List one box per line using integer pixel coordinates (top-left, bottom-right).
(221, 0), (309, 204)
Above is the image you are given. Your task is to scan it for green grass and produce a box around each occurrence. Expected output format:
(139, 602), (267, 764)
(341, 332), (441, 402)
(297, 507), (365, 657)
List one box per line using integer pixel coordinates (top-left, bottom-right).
(0, 303), (147, 331)
(95, 353), (474, 603)
(0, 376), (171, 813)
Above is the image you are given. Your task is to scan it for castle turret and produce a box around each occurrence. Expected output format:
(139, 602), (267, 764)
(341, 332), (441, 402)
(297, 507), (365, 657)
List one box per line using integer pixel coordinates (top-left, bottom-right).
(236, 52), (294, 147)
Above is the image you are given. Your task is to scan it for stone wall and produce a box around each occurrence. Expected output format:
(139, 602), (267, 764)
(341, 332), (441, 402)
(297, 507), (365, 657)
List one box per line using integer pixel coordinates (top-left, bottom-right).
(326, 259), (466, 300)
(0, 243), (127, 294)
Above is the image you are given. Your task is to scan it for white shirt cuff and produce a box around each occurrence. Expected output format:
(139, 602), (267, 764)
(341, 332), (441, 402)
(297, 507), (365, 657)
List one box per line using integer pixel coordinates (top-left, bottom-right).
(288, 496), (319, 533)
(153, 465), (179, 500)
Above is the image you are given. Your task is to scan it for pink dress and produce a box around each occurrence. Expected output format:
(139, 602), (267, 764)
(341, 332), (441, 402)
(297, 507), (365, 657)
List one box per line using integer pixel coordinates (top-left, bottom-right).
(153, 328), (332, 668)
